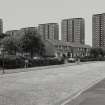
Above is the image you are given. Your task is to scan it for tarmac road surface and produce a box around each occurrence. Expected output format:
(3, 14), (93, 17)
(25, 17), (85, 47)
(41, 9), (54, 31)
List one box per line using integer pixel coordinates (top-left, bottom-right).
(0, 62), (105, 105)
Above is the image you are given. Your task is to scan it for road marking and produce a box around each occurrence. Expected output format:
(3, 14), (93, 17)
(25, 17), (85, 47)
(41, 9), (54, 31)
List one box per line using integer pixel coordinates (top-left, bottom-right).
(61, 77), (105, 105)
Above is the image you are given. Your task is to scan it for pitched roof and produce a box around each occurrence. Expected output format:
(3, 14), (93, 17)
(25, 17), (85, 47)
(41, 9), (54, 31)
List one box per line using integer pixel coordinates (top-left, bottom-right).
(45, 39), (91, 48)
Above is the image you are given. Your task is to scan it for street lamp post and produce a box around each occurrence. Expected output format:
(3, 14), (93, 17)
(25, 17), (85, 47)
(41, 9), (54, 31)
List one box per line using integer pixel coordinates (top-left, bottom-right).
(1, 46), (5, 74)
(2, 49), (5, 74)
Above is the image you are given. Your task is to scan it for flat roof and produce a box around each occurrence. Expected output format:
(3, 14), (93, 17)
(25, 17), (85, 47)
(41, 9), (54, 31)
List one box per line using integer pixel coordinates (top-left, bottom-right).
(93, 13), (105, 16)
(62, 18), (84, 21)
(39, 23), (58, 25)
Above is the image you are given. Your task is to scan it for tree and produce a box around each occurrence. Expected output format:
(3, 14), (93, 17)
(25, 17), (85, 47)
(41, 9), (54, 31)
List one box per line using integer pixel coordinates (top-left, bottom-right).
(0, 33), (7, 40)
(90, 48), (105, 58)
(1, 36), (18, 54)
(1, 31), (45, 57)
(0, 33), (8, 46)
(18, 32), (45, 57)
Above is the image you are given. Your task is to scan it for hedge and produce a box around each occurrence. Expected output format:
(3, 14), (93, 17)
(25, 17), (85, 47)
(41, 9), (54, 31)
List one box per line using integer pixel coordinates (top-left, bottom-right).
(0, 55), (25, 69)
(80, 56), (105, 62)
(0, 55), (64, 69)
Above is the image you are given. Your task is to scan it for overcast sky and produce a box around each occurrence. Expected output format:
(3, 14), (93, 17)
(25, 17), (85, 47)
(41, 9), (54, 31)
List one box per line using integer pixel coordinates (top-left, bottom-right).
(0, 0), (105, 45)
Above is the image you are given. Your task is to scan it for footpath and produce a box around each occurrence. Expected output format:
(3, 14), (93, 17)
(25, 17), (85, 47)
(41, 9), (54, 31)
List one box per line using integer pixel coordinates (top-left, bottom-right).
(0, 61), (97, 75)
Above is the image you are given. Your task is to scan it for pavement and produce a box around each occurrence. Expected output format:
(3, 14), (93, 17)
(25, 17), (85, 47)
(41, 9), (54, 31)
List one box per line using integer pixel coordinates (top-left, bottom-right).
(0, 62), (89, 75)
(0, 61), (97, 75)
(0, 63), (75, 74)
(0, 62), (105, 105)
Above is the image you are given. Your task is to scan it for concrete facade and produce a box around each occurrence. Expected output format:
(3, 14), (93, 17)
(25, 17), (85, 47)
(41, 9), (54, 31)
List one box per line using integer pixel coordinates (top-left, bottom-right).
(92, 13), (105, 48)
(38, 23), (59, 40)
(61, 18), (85, 44)
(20, 27), (38, 35)
(0, 19), (3, 35)
(6, 30), (20, 36)
(5, 27), (38, 38)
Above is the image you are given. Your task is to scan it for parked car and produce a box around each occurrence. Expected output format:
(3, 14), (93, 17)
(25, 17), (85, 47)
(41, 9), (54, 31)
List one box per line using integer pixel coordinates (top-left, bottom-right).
(33, 56), (41, 60)
(68, 57), (76, 63)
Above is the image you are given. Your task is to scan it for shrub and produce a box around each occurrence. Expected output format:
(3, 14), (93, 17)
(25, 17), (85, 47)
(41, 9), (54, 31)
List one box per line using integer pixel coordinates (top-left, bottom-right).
(0, 55), (25, 69)
(80, 56), (105, 62)
(30, 57), (64, 67)
(0, 55), (64, 69)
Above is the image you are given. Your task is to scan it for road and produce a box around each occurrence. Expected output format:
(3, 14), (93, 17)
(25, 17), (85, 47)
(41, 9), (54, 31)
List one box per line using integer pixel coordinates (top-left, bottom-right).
(0, 62), (105, 105)
(65, 77), (105, 105)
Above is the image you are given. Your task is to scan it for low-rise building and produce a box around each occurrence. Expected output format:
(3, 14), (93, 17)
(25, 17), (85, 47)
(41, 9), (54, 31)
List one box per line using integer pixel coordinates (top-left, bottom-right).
(44, 40), (91, 57)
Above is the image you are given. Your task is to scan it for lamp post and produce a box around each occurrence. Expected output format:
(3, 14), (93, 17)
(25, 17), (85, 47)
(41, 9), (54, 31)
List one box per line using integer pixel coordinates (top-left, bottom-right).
(24, 52), (29, 69)
(1, 46), (5, 74)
